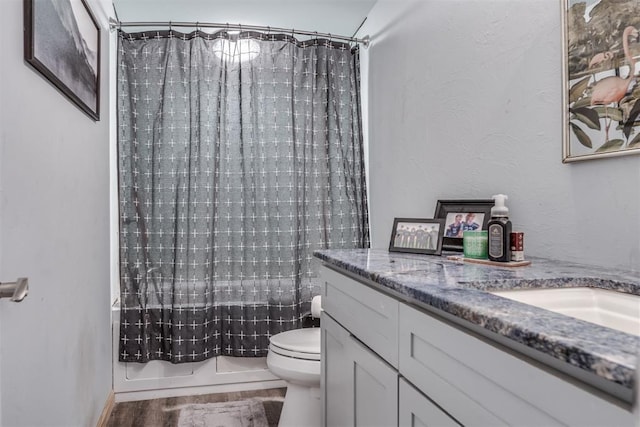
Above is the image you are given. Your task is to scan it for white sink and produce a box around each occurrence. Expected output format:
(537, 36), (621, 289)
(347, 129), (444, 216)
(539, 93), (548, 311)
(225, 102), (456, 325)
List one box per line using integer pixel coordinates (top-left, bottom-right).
(490, 287), (640, 336)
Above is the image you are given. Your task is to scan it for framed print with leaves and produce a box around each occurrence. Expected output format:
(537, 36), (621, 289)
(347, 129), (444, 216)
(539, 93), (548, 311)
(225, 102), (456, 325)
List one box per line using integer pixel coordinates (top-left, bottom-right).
(389, 218), (445, 256)
(24, 0), (100, 120)
(434, 199), (494, 251)
(563, 0), (640, 162)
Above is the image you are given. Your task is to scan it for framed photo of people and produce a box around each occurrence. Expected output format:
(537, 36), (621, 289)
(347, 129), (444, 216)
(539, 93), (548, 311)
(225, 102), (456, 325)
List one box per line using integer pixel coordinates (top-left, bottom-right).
(434, 199), (494, 251)
(389, 218), (445, 256)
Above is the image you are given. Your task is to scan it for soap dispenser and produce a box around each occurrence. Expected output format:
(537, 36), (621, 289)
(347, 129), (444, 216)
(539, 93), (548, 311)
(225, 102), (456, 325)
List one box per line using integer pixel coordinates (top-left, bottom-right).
(488, 194), (512, 262)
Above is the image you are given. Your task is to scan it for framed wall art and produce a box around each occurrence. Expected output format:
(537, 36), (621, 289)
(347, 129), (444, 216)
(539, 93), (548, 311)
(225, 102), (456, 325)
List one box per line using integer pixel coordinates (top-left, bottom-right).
(562, 0), (640, 162)
(24, 0), (100, 120)
(434, 199), (494, 251)
(388, 218), (445, 256)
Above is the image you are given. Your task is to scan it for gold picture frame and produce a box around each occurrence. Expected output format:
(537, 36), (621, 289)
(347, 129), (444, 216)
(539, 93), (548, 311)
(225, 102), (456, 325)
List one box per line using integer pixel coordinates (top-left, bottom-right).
(562, 0), (640, 162)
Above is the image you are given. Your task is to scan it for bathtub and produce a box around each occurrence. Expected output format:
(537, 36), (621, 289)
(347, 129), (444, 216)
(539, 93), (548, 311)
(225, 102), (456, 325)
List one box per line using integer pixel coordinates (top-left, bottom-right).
(112, 300), (285, 402)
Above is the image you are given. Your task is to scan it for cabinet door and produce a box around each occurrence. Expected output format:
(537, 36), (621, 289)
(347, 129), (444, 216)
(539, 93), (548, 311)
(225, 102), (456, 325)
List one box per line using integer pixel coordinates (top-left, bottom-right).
(322, 312), (353, 427)
(322, 313), (398, 427)
(399, 377), (460, 427)
(351, 333), (398, 427)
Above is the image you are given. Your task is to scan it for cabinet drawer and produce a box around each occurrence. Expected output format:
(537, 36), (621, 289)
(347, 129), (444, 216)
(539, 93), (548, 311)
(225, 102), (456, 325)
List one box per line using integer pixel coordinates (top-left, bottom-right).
(320, 265), (399, 368)
(399, 377), (460, 427)
(399, 304), (633, 427)
(399, 304), (550, 426)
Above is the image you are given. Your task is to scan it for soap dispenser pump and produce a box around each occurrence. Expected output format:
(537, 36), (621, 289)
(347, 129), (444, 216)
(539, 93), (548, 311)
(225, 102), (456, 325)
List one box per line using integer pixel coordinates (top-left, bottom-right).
(487, 194), (512, 262)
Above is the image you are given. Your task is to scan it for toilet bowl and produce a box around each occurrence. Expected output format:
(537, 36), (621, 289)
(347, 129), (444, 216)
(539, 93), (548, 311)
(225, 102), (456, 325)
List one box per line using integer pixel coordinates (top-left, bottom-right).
(267, 327), (321, 427)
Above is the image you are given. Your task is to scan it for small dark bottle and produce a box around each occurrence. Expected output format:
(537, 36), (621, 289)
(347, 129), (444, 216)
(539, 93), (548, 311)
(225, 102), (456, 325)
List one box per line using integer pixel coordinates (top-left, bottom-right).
(488, 194), (512, 262)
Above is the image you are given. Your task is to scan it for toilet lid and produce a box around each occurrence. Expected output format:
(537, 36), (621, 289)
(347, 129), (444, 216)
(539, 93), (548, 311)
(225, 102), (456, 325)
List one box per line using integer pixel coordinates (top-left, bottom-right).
(269, 328), (320, 359)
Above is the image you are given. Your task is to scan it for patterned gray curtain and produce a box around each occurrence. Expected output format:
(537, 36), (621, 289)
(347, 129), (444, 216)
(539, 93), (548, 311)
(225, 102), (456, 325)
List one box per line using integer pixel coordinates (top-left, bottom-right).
(117, 30), (369, 363)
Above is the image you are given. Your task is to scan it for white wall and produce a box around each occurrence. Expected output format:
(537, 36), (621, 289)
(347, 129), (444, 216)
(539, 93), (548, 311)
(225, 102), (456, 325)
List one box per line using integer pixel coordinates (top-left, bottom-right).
(0, 17), (6, 425)
(0, 9), (4, 419)
(361, 0), (640, 271)
(0, 0), (112, 425)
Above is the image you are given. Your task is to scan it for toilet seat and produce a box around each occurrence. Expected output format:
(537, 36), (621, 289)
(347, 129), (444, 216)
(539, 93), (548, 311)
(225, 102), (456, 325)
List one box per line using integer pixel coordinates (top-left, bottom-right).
(269, 328), (320, 361)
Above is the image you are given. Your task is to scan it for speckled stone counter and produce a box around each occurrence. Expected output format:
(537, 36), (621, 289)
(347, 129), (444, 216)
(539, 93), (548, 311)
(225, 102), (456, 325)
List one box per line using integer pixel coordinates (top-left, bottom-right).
(314, 249), (640, 399)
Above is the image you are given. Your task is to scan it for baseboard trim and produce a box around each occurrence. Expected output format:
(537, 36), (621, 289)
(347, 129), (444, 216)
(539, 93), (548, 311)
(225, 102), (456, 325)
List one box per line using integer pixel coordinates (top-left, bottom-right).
(96, 390), (115, 427)
(114, 379), (287, 403)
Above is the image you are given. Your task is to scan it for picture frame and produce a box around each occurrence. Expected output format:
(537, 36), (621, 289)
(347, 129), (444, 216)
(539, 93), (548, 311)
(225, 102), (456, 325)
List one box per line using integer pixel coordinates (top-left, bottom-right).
(562, 0), (640, 162)
(24, 0), (100, 120)
(434, 199), (494, 251)
(388, 218), (445, 256)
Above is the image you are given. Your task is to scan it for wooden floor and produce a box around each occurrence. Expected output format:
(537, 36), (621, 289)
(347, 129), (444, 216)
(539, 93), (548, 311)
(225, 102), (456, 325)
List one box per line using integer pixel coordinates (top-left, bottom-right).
(106, 387), (286, 427)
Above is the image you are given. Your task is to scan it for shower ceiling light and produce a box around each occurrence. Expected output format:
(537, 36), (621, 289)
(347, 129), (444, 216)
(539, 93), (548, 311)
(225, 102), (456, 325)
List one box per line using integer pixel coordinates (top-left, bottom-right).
(212, 38), (260, 63)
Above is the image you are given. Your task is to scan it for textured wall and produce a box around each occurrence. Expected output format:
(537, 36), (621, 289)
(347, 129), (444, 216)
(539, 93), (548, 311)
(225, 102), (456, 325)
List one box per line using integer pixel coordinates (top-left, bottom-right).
(0, 0), (112, 425)
(361, 0), (640, 271)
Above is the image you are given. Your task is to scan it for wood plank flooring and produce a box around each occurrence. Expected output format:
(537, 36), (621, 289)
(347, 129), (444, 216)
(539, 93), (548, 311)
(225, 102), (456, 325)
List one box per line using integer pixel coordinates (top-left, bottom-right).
(106, 387), (286, 427)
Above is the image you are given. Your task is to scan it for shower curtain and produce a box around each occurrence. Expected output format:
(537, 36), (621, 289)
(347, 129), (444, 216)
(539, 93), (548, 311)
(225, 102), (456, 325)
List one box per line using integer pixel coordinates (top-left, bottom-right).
(117, 29), (369, 363)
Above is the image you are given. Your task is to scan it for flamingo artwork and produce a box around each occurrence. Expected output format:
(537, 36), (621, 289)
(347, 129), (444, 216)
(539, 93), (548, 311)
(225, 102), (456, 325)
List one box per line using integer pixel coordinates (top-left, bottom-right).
(590, 26), (639, 141)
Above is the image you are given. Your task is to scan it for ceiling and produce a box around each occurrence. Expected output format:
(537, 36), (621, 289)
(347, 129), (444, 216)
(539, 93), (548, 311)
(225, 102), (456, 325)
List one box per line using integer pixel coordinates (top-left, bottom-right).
(111, 0), (377, 38)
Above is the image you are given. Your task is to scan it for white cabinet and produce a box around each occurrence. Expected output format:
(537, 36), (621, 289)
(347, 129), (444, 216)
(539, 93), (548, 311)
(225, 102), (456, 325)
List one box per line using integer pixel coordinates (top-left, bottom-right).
(321, 313), (398, 427)
(320, 264), (636, 427)
(398, 377), (460, 427)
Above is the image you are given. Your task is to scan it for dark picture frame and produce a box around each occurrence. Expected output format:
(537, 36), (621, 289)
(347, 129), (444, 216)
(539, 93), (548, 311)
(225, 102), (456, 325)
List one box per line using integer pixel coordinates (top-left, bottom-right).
(434, 199), (494, 251)
(24, 0), (100, 120)
(389, 218), (445, 256)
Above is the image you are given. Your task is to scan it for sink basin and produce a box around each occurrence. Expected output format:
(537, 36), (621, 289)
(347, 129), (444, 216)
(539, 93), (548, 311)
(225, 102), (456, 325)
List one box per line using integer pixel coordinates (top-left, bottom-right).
(490, 287), (640, 336)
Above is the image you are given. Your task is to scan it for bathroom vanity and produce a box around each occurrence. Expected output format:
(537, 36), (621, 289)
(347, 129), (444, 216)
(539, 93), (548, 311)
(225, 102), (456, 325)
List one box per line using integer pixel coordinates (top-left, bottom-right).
(315, 249), (639, 427)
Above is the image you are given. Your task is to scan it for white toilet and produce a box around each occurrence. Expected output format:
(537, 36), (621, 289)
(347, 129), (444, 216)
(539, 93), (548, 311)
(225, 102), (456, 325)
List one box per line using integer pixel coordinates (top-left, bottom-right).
(267, 300), (321, 427)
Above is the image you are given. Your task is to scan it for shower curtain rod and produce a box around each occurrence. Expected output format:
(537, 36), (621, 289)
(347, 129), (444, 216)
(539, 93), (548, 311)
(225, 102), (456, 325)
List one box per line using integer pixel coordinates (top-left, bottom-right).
(108, 18), (370, 47)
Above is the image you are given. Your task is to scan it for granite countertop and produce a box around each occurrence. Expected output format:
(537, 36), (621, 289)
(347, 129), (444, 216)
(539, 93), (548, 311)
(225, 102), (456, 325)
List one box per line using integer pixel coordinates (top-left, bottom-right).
(314, 248), (640, 399)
